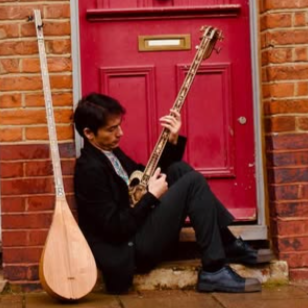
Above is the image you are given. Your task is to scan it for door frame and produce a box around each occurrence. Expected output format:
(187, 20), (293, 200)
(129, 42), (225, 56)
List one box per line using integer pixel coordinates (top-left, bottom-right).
(71, 1), (267, 240)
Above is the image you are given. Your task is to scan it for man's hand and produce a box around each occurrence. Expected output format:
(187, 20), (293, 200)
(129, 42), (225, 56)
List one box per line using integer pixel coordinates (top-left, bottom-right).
(159, 109), (182, 145)
(148, 168), (168, 199)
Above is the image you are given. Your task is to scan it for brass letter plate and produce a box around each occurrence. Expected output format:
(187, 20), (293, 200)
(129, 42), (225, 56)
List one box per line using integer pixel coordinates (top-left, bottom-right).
(138, 34), (191, 52)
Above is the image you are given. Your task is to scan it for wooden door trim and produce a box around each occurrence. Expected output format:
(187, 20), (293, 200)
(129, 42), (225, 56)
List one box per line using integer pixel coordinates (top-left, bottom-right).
(86, 5), (241, 22)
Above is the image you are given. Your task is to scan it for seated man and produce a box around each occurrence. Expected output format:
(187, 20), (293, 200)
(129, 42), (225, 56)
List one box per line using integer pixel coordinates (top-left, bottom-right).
(73, 92), (272, 294)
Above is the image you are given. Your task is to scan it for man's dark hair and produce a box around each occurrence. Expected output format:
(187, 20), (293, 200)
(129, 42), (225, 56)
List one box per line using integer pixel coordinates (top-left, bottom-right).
(74, 93), (126, 138)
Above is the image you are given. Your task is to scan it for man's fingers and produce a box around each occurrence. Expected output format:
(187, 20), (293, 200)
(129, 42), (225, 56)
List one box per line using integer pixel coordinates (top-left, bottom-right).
(153, 167), (161, 178)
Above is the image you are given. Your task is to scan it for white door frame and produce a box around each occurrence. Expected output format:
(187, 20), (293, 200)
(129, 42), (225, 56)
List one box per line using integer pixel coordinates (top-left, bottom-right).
(70, 1), (267, 240)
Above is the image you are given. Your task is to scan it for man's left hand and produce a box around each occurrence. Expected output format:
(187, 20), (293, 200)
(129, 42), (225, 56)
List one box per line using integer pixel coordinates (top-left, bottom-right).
(159, 109), (182, 145)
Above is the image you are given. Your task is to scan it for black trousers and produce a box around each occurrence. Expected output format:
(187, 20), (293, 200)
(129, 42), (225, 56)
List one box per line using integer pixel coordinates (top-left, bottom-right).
(134, 161), (234, 270)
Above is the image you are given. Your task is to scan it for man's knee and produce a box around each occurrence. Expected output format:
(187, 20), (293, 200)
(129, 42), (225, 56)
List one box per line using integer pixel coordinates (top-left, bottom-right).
(167, 161), (194, 185)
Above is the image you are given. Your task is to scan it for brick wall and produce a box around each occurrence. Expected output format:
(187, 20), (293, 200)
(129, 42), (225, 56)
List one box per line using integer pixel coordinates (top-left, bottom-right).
(0, 0), (74, 291)
(261, 0), (308, 281)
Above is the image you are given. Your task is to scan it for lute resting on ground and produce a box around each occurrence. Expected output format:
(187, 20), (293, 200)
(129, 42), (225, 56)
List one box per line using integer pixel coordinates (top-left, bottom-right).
(33, 9), (97, 301)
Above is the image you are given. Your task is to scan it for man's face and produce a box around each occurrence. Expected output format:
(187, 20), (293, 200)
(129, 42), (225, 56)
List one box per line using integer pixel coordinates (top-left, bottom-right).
(84, 114), (123, 151)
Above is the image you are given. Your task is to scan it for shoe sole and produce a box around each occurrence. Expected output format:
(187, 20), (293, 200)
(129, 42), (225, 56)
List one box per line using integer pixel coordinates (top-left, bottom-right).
(197, 282), (261, 293)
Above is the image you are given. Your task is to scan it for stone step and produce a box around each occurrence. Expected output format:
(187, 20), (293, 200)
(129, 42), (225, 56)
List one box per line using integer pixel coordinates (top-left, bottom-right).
(133, 259), (289, 291)
(95, 259), (289, 292)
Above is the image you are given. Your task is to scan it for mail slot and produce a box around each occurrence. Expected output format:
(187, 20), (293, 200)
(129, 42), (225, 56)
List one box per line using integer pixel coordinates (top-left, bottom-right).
(138, 34), (191, 51)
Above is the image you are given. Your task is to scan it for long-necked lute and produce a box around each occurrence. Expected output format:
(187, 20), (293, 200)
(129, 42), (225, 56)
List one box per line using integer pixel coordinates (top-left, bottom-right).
(128, 26), (223, 206)
(33, 9), (97, 301)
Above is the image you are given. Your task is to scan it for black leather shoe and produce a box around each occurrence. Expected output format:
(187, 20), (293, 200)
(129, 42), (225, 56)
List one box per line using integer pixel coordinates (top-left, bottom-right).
(197, 265), (261, 293)
(225, 237), (274, 265)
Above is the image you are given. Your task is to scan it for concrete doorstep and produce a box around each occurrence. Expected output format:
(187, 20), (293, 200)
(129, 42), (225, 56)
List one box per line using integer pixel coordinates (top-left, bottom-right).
(94, 259), (289, 292)
(0, 259), (288, 295)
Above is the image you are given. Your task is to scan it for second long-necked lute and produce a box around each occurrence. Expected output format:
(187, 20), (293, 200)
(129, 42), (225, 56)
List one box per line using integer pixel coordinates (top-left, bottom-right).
(128, 26), (223, 206)
(33, 9), (97, 301)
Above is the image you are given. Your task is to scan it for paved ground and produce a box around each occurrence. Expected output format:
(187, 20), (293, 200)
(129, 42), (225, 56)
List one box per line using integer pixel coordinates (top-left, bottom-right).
(1, 285), (308, 308)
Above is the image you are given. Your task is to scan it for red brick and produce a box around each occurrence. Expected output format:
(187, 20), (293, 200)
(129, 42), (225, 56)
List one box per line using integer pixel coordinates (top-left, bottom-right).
(28, 230), (48, 246)
(269, 167), (308, 184)
(298, 117), (308, 130)
(62, 159), (75, 175)
(24, 92), (72, 107)
(264, 99), (308, 115)
(45, 39), (71, 54)
(21, 21), (71, 37)
(299, 185), (308, 199)
(2, 230), (48, 247)
(0, 109), (46, 125)
(1, 197), (26, 213)
(50, 74), (72, 89)
(25, 160), (53, 177)
(21, 57), (72, 73)
(0, 5), (44, 21)
(63, 176), (74, 194)
(267, 30), (308, 46)
(59, 143), (75, 158)
(265, 13), (292, 28)
(44, 3), (70, 19)
(0, 144), (49, 161)
(266, 0), (308, 9)
(25, 125), (74, 141)
(2, 231), (28, 247)
(3, 265), (39, 281)
(268, 184), (299, 201)
(297, 82), (308, 96)
(0, 58), (19, 74)
(266, 48), (292, 64)
(0, 76), (42, 91)
(294, 12), (308, 27)
(0, 162), (23, 178)
(267, 65), (308, 81)
(54, 108), (73, 123)
(268, 151), (308, 167)
(276, 219), (308, 236)
(0, 93), (21, 108)
(0, 24), (19, 39)
(3, 265), (27, 281)
(1, 178), (54, 195)
(294, 47), (308, 62)
(0, 41), (38, 56)
(280, 252), (308, 268)
(277, 236), (308, 252)
(25, 159), (74, 177)
(289, 269), (308, 282)
(266, 133), (308, 150)
(264, 116), (296, 132)
(27, 195), (55, 212)
(269, 83), (295, 97)
(0, 128), (23, 142)
(270, 202), (308, 218)
(2, 213), (52, 229)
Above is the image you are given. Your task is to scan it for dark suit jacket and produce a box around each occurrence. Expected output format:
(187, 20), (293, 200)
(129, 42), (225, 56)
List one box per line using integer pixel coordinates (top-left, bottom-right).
(74, 137), (186, 293)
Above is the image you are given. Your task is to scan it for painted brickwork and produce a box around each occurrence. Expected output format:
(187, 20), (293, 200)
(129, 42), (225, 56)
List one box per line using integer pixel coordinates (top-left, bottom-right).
(0, 0), (74, 291)
(261, 0), (308, 281)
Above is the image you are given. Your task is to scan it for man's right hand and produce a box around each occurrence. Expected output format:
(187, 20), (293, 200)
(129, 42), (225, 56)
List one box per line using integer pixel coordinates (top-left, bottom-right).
(148, 167), (168, 199)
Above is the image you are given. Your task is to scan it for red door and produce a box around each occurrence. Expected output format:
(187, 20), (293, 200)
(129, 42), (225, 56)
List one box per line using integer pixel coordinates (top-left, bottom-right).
(79, 0), (257, 221)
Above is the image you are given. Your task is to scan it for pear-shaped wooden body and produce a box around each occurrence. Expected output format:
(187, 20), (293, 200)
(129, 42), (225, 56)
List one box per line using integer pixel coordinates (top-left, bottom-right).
(39, 196), (97, 301)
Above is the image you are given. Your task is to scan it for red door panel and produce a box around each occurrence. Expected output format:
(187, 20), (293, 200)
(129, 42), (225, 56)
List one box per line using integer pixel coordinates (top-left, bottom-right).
(79, 0), (256, 221)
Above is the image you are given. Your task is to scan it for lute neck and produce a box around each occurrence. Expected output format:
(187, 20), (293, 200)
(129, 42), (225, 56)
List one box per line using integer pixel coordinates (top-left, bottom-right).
(34, 10), (65, 198)
(140, 27), (220, 185)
